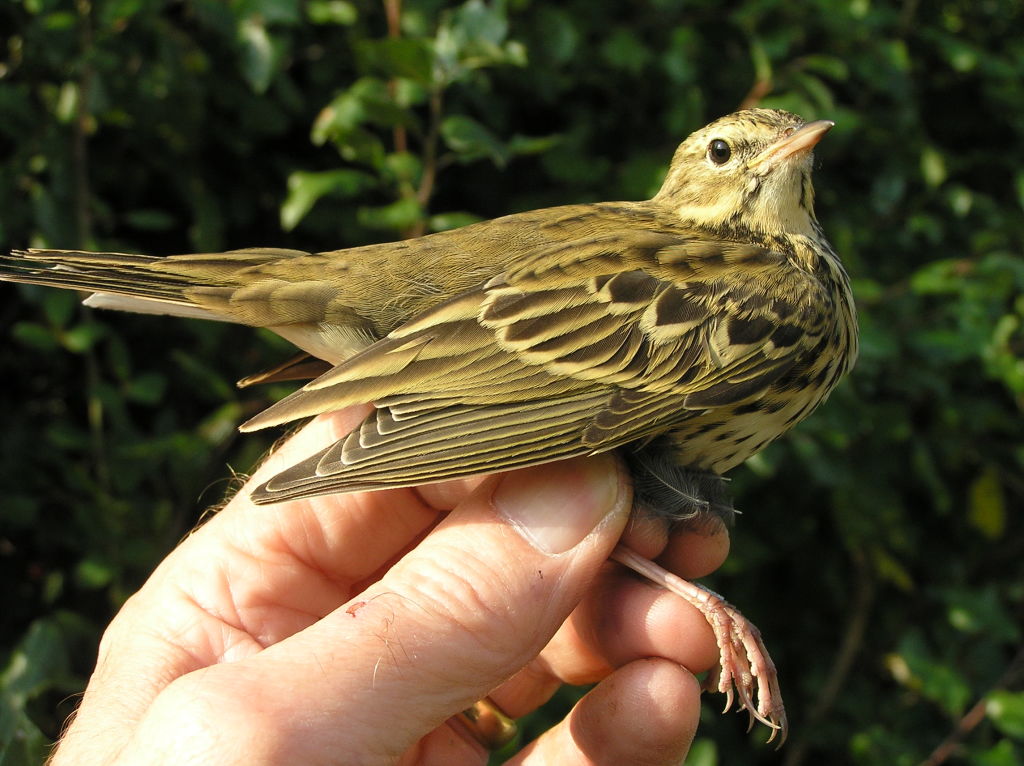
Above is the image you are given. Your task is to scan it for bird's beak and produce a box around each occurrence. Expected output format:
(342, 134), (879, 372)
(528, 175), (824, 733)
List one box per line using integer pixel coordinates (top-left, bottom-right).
(750, 120), (834, 169)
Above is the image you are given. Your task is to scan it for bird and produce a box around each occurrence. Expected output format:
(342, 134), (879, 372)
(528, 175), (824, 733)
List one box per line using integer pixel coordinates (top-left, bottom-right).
(0, 108), (858, 743)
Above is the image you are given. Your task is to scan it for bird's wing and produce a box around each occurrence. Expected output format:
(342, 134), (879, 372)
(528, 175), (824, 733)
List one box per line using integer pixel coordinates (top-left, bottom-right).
(248, 231), (832, 502)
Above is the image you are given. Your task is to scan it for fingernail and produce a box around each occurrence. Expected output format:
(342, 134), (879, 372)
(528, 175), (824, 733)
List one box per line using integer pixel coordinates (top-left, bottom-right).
(493, 455), (625, 554)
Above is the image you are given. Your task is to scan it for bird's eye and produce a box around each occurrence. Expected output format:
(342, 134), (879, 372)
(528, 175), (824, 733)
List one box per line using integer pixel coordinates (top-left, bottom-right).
(707, 139), (732, 165)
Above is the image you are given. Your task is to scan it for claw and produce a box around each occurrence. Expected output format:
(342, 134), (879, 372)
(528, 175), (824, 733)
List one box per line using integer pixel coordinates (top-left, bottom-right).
(611, 544), (789, 746)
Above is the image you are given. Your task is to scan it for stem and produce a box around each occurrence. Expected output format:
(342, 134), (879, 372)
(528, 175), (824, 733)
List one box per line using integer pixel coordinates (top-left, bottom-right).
(383, 0), (407, 155)
(73, 0), (93, 246)
(783, 551), (875, 766)
(415, 89), (443, 210)
(918, 645), (1024, 766)
(74, 0), (109, 493)
(737, 77), (772, 111)
(899, 0), (920, 33)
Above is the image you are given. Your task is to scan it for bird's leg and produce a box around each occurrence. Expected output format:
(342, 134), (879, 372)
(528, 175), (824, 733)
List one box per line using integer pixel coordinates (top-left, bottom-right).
(610, 544), (788, 745)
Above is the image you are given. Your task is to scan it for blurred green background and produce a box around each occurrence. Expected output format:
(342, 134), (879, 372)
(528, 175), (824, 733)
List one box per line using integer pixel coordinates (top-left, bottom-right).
(1, 1), (1022, 764)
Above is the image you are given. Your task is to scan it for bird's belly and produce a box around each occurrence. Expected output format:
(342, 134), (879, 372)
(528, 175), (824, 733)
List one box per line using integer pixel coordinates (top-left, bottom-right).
(271, 322), (377, 366)
(670, 386), (828, 474)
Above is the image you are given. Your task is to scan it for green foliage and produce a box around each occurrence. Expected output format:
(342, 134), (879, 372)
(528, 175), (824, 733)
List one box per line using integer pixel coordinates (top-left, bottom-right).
(1, 0), (1023, 764)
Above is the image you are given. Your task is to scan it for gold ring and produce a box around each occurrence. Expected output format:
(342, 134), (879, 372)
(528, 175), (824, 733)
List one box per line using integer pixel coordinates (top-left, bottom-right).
(454, 697), (518, 750)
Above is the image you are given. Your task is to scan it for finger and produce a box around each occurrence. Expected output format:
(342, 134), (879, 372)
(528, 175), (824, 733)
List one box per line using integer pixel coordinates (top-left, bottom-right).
(117, 454), (633, 764)
(660, 519), (731, 578)
(489, 563), (720, 717)
(62, 410), (447, 762)
(483, 521), (727, 716)
(570, 571), (720, 674)
(203, 410), (494, 595)
(508, 659), (700, 766)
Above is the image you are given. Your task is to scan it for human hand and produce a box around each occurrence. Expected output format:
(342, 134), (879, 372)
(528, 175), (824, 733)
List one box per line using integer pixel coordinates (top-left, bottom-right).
(51, 407), (729, 765)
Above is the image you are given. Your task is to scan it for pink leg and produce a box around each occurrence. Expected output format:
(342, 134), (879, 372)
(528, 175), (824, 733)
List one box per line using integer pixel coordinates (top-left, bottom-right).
(611, 544), (788, 745)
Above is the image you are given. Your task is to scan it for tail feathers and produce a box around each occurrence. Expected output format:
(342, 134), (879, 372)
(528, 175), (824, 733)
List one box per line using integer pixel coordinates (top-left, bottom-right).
(83, 293), (234, 322)
(2, 248), (185, 298)
(1, 247), (307, 323)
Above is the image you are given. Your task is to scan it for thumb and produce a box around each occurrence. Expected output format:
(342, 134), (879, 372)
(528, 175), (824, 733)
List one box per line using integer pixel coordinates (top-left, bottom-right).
(168, 454), (632, 764)
(340, 453), (633, 758)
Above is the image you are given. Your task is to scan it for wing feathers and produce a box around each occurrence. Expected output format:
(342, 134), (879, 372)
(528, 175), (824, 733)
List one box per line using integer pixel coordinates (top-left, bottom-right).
(253, 394), (609, 501)
(243, 231), (828, 501)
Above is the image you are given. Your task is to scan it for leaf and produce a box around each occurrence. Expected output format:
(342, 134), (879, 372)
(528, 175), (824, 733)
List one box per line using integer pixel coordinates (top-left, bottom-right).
(237, 17), (277, 93)
(601, 28), (651, 75)
(946, 185), (974, 217)
(943, 585), (1019, 641)
(313, 90), (366, 142)
(793, 71), (836, 112)
(800, 54), (849, 80)
(871, 171), (906, 214)
(61, 322), (108, 353)
(0, 619), (69, 699)
(40, 11), (77, 30)
(428, 211), (482, 232)
(662, 27), (699, 84)
(75, 556), (116, 589)
(123, 208), (177, 231)
(306, 1), (357, 25)
(384, 152), (423, 185)
(43, 288), (76, 328)
(197, 402), (245, 445)
(357, 197), (422, 231)
(683, 738), (718, 766)
(280, 169), (376, 230)
(894, 633), (972, 715)
(909, 259), (965, 295)
(98, 0), (145, 28)
(124, 371), (168, 405)
(869, 545), (914, 592)
(241, 0), (302, 26)
(441, 114), (507, 166)
(171, 349), (236, 401)
(533, 7), (578, 64)
(451, 0), (508, 48)
(920, 146), (947, 188)
(355, 38), (434, 84)
(312, 79), (417, 145)
(988, 691), (1024, 740)
(973, 740), (1021, 766)
(433, 0), (522, 83)
(11, 321), (58, 352)
(506, 133), (561, 157)
(967, 466), (1006, 539)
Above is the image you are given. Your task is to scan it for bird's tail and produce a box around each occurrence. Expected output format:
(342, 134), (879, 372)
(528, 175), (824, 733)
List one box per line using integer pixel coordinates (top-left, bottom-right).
(0, 248), (306, 324)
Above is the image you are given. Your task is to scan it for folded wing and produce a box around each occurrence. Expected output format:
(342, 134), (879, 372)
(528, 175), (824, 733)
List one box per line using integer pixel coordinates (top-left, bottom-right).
(250, 232), (830, 502)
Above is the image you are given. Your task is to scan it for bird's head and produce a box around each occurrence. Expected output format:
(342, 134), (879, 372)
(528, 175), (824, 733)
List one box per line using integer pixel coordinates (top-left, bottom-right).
(654, 108), (833, 241)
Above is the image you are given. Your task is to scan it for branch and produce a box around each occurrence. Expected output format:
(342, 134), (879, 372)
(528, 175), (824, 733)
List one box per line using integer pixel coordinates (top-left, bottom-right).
(737, 78), (772, 111)
(73, 0), (94, 246)
(74, 0), (110, 492)
(918, 644), (1024, 766)
(783, 550), (876, 766)
(415, 89), (443, 210)
(383, 0), (407, 155)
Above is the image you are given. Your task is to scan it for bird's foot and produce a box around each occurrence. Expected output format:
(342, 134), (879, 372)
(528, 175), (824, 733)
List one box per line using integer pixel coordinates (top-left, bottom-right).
(610, 544), (788, 745)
